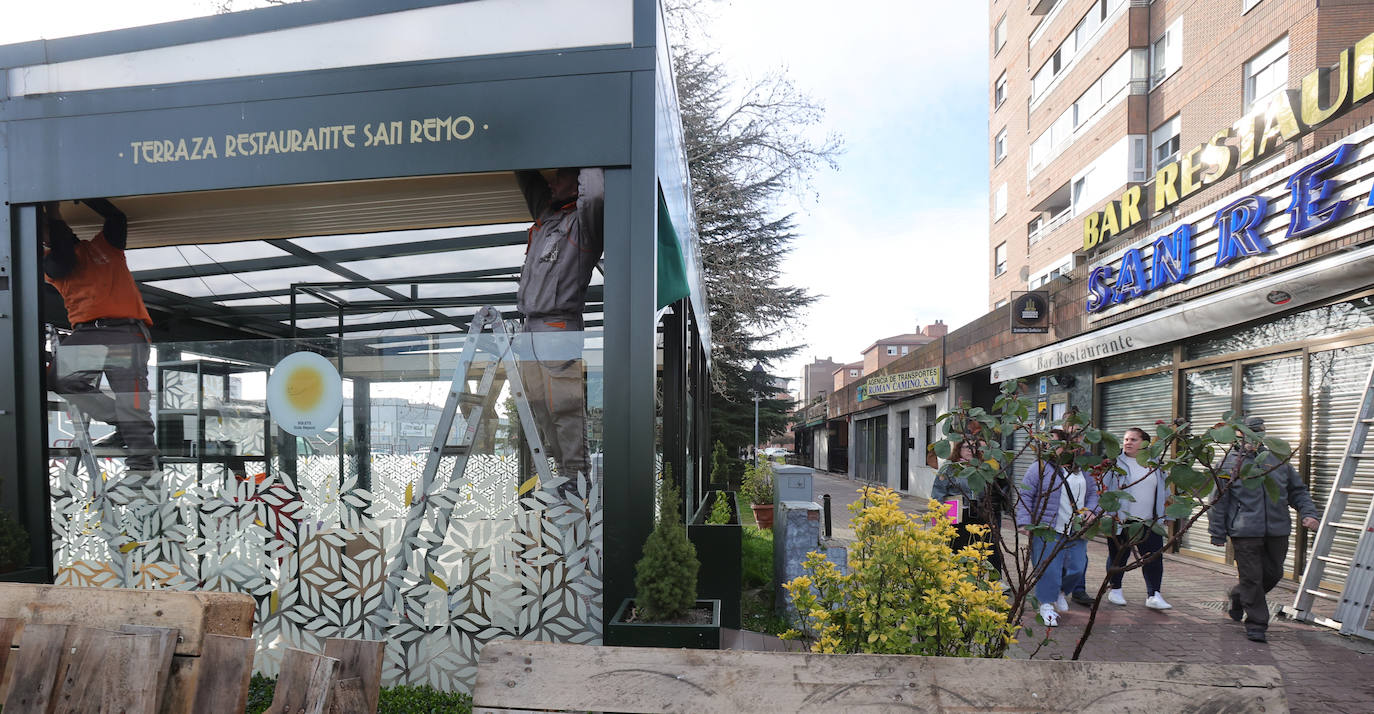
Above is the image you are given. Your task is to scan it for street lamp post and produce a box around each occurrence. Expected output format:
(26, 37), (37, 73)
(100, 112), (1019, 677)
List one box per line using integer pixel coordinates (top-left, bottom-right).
(751, 362), (765, 467)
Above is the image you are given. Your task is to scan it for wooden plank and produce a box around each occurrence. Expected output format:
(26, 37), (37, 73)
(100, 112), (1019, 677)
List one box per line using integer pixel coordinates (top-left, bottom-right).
(0, 584), (254, 656)
(100, 631), (165, 714)
(328, 677), (367, 714)
(2, 623), (69, 712)
(50, 626), (119, 714)
(472, 640), (1289, 714)
(159, 654), (199, 714)
(189, 634), (256, 714)
(267, 648), (339, 714)
(120, 625), (178, 714)
(0, 618), (21, 685)
(323, 638), (384, 714)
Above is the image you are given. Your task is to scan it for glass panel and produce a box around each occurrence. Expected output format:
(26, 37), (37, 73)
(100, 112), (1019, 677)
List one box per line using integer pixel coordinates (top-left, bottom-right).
(1100, 347), (1173, 376)
(1241, 356), (1304, 578)
(1306, 343), (1374, 589)
(47, 328), (604, 689)
(1186, 296), (1374, 360)
(1179, 366), (1233, 561)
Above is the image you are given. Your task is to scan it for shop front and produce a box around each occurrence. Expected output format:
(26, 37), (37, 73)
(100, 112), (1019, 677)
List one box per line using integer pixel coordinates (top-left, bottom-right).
(992, 120), (1374, 588)
(844, 367), (947, 496)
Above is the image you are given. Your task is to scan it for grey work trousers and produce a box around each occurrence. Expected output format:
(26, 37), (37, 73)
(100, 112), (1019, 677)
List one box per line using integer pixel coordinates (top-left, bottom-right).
(1229, 535), (1288, 630)
(54, 322), (159, 471)
(516, 323), (588, 498)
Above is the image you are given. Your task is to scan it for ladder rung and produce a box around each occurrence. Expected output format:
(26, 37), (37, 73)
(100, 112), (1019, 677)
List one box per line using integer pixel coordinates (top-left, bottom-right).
(455, 393), (485, 407)
(437, 445), (471, 456)
(1304, 589), (1340, 600)
(1317, 554), (1352, 567)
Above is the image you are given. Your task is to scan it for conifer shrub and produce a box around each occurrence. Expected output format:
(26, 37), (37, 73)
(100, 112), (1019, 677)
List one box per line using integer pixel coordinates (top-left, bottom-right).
(710, 440), (731, 487)
(632, 474), (700, 621)
(706, 490), (732, 524)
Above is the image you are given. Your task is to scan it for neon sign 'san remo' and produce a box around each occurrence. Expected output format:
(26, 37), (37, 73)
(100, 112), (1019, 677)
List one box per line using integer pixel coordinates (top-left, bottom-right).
(267, 351), (343, 437)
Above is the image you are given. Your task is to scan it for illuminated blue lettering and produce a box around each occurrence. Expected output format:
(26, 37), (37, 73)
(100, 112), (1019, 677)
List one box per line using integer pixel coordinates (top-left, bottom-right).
(1286, 143), (1354, 239)
(1111, 249), (1147, 303)
(1085, 266), (1115, 313)
(1149, 224), (1193, 291)
(1213, 195), (1270, 267)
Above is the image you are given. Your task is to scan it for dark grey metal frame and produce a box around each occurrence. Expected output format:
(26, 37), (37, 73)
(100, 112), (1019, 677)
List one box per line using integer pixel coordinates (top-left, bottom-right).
(0, 0), (709, 635)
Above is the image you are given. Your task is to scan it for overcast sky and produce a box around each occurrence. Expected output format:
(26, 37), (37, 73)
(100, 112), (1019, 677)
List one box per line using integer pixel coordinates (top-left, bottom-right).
(1, 0), (991, 398)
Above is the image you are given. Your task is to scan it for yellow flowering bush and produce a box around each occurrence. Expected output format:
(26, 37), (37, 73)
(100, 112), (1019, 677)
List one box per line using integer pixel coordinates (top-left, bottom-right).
(783, 487), (1016, 657)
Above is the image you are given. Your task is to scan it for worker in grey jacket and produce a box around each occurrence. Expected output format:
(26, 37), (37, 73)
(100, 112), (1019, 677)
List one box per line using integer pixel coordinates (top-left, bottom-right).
(1207, 417), (1319, 642)
(514, 168), (604, 499)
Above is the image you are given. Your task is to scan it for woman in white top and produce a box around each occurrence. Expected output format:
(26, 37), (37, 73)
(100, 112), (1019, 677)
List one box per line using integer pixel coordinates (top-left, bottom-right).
(1103, 427), (1172, 610)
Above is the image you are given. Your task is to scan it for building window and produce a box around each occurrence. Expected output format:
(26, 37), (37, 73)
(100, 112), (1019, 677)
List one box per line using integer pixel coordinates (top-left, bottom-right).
(1150, 18), (1183, 88)
(886, 346), (898, 356)
(993, 183), (1008, 220)
(1151, 114), (1181, 170)
(994, 242), (1008, 276)
(994, 14), (1007, 54)
(995, 72), (1008, 109)
(901, 346), (909, 355)
(1244, 36), (1288, 113)
(1071, 175), (1089, 213)
(1242, 0), (1263, 13)
(849, 369), (859, 377)
(994, 128), (1008, 164)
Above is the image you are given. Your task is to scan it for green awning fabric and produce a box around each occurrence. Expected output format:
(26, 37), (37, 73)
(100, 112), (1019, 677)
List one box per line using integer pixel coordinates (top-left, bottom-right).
(656, 190), (691, 309)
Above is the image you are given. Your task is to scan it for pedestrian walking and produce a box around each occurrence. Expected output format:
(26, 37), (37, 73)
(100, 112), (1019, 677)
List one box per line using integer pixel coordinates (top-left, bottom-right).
(1015, 429), (1101, 626)
(1103, 427), (1173, 609)
(931, 439), (1006, 580)
(1207, 417), (1319, 642)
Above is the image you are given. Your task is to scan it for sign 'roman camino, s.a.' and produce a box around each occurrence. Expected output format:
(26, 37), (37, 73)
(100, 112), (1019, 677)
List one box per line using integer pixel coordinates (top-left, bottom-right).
(859, 367), (943, 401)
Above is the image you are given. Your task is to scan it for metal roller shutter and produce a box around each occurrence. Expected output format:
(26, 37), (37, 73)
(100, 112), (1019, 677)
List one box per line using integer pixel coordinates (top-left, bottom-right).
(1098, 371), (1173, 443)
(1306, 343), (1374, 590)
(1181, 366), (1234, 563)
(1240, 355), (1304, 577)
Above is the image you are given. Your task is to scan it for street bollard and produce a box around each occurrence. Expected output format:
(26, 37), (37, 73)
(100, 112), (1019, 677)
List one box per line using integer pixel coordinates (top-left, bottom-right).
(822, 494), (832, 539)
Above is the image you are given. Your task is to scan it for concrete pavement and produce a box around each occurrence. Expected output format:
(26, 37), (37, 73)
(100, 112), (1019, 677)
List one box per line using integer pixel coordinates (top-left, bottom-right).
(808, 469), (1374, 714)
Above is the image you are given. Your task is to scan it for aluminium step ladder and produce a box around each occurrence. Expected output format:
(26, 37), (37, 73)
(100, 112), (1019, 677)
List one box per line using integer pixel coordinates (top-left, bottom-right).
(1288, 359), (1374, 639)
(379, 306), (560, 626)
(60, 403), (136, 586)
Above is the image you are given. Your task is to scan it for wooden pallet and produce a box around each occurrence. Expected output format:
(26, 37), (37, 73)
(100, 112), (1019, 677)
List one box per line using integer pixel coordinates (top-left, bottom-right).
(473, 640), (1290, 713)
(0, 584), (256, 713)
(0, 584), (386, 713)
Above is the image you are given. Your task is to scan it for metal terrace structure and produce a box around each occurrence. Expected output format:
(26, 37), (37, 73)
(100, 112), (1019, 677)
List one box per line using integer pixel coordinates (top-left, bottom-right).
(0, 0), (713, 689)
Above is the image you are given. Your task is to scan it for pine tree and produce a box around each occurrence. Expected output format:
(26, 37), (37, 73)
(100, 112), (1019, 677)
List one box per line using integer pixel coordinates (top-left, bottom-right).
(633, 471), (699, 620)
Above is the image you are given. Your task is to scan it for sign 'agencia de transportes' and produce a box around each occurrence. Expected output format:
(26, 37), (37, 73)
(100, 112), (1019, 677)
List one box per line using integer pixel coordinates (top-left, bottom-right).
(1081, 30), (1374, 313)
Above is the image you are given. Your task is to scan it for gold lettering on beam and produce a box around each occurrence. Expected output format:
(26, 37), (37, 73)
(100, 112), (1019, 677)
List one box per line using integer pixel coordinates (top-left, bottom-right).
(1302, 49), (1352, 126)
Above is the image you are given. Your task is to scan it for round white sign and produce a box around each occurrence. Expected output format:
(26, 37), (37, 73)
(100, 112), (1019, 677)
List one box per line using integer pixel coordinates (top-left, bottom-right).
(266, 351), (343, 438)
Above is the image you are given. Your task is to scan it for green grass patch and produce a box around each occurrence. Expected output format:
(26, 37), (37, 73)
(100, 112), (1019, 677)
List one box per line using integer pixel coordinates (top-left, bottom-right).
(740, 525), (790, 636)
(244, 674), (473, 713)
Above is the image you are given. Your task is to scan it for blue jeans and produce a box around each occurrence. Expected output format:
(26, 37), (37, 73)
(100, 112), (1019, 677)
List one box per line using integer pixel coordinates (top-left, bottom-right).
(1031, 533), (1087, 607)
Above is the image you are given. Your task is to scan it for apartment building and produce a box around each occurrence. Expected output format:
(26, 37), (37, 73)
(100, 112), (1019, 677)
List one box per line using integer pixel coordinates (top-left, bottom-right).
(988, 0), (1374, 308)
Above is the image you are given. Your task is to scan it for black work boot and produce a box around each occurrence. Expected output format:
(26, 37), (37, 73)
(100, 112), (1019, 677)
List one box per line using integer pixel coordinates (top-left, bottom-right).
(1245, 626), (1267, 643)
(1227, 592), (1243, 622)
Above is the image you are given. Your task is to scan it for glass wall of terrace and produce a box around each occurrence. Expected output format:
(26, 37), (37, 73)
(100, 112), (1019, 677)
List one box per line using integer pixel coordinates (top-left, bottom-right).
(0, 0), (709, 689)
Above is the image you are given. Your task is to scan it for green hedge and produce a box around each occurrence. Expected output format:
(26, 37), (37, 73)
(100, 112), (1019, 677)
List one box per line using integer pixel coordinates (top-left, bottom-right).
(245, 674), (473, 713)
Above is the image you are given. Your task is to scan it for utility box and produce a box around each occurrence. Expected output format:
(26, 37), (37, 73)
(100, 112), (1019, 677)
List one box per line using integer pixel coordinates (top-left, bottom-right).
(773, 464), (814, 505)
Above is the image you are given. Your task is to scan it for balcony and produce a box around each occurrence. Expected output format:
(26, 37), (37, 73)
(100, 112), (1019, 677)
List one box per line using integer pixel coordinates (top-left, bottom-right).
(1029, 207), (1073, 246)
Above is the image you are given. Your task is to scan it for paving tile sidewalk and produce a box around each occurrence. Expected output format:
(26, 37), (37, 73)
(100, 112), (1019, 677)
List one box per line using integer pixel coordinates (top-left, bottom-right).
(809, 469), (1374, 713)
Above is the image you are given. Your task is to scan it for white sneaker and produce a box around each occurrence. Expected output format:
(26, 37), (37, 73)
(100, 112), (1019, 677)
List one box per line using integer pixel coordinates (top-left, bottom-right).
(1038, 603), (1059, 626)
(1107, 588), (1127, 606)
(1055, 594), (1070, 613)
(1145, 593), (1173, 610)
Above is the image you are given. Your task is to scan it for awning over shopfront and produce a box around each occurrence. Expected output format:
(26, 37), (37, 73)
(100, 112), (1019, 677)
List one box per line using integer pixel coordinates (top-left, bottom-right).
(991, 242), (1374, 382)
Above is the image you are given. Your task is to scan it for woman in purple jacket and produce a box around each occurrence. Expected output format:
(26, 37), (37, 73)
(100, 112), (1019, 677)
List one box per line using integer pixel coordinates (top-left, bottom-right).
(1015, 429), (1101, 626)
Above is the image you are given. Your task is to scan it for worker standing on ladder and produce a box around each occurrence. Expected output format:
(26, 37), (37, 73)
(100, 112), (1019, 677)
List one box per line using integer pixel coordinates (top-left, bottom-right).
(42, 199), (159, 503)
(514, 168), (604, 498)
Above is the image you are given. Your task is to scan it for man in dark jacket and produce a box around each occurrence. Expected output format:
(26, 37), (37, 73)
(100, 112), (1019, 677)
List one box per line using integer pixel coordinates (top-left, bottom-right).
(1208, 417), (1319, 642)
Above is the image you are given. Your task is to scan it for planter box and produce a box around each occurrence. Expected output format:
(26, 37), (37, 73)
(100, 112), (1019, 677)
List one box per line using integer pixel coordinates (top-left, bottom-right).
(688, 490), (742, 629)
(606, 598), (722, 649)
